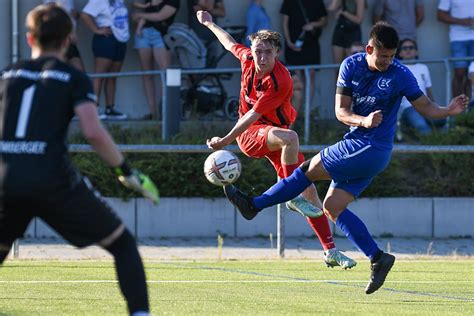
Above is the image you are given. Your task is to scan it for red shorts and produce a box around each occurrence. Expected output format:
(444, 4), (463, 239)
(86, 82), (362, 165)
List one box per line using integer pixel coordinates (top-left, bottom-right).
(237, 124), (305, 178)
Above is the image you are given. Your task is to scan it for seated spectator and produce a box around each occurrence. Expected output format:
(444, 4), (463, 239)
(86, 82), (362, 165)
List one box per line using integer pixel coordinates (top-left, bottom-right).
(437, 0), (474, 105)
(81, 0), (130, 120)
(397, 39), (447, 138)
(373, 0), (424, 41)
(245, 0), (271, 47)
(188, 0), (226, 66)
(132, 0), (180, 120)
(327, 0), (365, 64)
(43, 0), (85, 71)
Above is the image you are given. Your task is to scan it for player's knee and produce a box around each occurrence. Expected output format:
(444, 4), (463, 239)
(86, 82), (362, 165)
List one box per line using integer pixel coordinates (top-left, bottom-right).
(323, 199), (345, 221)
(103, 228), (138, 258)
(283, 130), (299, 146)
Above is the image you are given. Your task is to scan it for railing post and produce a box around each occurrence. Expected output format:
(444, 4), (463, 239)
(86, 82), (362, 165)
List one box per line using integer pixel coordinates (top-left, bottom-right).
(304, 68), (311, 145)
(163, 68), (181, 141)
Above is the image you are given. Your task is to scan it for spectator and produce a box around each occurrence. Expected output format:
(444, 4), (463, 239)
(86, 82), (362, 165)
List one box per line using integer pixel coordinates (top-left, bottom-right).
(280, 0), (327, 114)
(132, 0), (180, 120)
(397, 39), (447, 137)
(437, 0), (474, 103)
(373, 0), (424, 41)
(470, 62), (474, 109)
(327, 0), (365, 64)
(43, 0), (85, 71)
(245, 0), (271, 47)
(188, 0), (226, 66)
(349, 40), (365, 54)
(81, 0), (129, 120)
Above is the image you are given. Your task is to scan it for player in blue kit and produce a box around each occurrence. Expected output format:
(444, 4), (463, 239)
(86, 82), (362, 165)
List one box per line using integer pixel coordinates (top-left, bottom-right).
(223, 22), (469, 294)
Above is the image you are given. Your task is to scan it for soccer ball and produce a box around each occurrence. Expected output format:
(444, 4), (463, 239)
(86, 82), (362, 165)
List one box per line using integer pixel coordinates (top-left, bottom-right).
(204, 150), (241, 186)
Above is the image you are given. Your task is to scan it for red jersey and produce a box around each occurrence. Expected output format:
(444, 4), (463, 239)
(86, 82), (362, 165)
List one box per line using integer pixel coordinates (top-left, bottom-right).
(230, 44), (296, 128)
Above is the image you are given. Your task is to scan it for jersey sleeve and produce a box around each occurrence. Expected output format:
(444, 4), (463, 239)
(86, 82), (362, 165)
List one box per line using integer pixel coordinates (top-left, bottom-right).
(438, 0), (450, 11)
(421, 64), (432, 88)
(336, 56), (355, 96)
(71, 72), (97, 108)
(253, 79), (288, 115)
(400, 67), (424, 102)
(230, 44), (252, 64)
(82, 0), (104, 17)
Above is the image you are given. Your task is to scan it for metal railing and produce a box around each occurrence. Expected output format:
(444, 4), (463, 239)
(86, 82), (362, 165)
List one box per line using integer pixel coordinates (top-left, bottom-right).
(88, 56), (474, 144)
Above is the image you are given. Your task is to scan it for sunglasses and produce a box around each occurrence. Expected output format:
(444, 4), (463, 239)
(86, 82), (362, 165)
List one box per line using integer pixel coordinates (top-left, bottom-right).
(400, 45), (416, 51)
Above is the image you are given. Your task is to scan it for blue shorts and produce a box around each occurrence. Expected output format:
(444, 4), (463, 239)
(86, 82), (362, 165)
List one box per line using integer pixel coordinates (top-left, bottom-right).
(92, 34), (127, 62)
(320, 138), (392, 197)
(451, 40), (474, 69)
(134, 27), (166, 49)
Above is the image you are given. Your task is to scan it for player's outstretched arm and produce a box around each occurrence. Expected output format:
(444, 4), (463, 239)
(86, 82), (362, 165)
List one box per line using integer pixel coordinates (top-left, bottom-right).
(411, 94), (469, 119)
(75, 102), (159, 204)
(196, 10), (236, 51)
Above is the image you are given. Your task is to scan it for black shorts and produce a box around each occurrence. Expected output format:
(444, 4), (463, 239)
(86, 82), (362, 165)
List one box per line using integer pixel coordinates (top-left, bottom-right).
(92, 34), (127, 62)
(0, 178), (122, 248)
(66, 43), (81, 60)
(332, 23), (362, 49)
(285, 40), (321, 66)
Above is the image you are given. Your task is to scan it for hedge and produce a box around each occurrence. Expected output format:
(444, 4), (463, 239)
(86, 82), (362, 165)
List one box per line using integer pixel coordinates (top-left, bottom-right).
(71, 111), (474, 198)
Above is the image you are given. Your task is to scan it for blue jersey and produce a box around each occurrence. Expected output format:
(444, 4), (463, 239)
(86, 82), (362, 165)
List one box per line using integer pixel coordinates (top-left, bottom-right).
(337, 53), (423, 150)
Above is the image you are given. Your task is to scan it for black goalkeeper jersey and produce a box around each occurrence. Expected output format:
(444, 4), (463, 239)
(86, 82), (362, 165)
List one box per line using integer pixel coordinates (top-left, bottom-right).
(0, 56), (96, 196)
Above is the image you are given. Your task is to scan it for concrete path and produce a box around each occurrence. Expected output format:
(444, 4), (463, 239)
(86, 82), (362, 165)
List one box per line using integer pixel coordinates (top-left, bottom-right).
(9, 237), (473, 261)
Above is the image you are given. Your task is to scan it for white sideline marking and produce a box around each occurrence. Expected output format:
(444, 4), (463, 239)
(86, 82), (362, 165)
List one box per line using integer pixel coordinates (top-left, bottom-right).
(0, 280), (472, 284)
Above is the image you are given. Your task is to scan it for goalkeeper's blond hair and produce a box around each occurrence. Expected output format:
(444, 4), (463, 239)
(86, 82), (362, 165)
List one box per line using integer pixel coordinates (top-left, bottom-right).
(248, 29), (281, 51)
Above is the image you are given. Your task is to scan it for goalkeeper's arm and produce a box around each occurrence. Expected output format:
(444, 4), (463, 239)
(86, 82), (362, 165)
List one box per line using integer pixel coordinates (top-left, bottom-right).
(74, 102), (159, 204)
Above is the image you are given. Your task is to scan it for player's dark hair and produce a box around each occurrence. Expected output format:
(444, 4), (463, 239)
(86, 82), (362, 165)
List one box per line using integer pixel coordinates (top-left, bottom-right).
(248, 29), (282, 51)
(26, 3), (72, 51)
(368, 22), (399, 50)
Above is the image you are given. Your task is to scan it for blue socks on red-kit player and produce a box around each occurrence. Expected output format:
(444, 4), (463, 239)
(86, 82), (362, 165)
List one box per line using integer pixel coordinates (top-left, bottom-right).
(336, 209), (383, 261)
(253, 167), (312, 209)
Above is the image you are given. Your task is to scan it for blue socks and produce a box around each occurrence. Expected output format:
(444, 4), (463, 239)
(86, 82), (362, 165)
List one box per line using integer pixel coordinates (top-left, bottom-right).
(336, 209), (381, 260)
(253, 167), (312, 209)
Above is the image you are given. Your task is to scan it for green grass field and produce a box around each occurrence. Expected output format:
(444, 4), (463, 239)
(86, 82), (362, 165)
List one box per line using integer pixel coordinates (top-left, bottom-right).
(0, 260), (472, 315)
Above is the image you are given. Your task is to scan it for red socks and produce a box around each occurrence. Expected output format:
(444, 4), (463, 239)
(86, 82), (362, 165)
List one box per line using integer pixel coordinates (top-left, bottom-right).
(307, 216), (335, 250)
(282, 162), (335, 251)
(282, 163), (300, 178)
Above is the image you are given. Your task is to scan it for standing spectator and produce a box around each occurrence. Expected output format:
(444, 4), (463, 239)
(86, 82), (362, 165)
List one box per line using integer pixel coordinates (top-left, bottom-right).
(397, 39), (447, 136)
(349, 40), (365, 54)
(132, 0), (180, 120)
(280, 0), (327, 114)
(188, 0), (226, 66)
(81, 0), (130, 120)
(373, 0), (424, 41)
(245, 0), (271, 47)
(327, 0), (365, 64)
(469, 62), (474, 109)
(437, 0), (474, 102)
(43, 0), (86, 71)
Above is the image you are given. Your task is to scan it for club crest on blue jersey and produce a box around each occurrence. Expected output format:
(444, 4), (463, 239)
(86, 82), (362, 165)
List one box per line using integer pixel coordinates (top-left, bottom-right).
(377, 77), (392, 90)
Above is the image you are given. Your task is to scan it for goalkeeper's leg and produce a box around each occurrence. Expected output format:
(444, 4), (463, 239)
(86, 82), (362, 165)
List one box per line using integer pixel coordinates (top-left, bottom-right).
(102, 226), (149, 315)
(0, 242), (12, 264)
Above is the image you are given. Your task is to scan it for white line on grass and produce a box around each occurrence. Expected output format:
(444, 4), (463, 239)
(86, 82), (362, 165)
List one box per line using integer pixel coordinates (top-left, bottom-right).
(0, 280), (473, 284)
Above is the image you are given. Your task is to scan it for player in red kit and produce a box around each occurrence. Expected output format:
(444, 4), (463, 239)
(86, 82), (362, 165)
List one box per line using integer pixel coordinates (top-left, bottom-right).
(198, 10), (356, 269)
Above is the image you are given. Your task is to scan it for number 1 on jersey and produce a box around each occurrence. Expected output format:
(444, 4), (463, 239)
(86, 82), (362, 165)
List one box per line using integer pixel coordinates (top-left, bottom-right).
(15, 84), (36, 138)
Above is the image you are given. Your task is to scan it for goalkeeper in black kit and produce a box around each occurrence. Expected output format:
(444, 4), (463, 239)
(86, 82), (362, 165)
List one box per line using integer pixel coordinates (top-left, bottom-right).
(0, 3), (158, 316)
